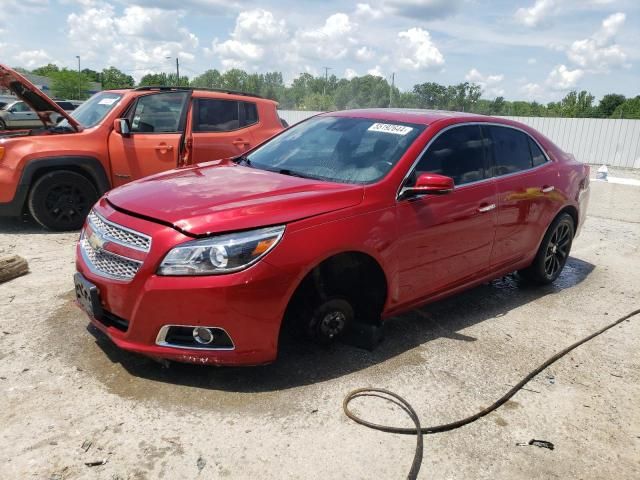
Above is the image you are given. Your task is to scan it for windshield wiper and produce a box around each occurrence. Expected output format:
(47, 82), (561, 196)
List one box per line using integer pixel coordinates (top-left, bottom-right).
(233, 155), (252, 167)
(276, 169), (314, 179)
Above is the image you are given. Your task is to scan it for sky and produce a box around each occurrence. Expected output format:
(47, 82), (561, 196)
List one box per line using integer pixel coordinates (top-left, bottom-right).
(0, 0), (638, 102)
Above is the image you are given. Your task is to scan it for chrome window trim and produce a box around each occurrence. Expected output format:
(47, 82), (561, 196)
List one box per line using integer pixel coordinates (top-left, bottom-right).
(88, 210), (152, 252)
(396, 121), (553, 201)
(155, 325), (236, 351)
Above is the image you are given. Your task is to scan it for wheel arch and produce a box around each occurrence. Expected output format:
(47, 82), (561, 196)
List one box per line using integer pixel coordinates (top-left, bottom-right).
(281, 250), (390, 333)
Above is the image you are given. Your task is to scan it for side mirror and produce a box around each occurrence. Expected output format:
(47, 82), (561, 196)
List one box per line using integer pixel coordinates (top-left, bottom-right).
(113, 118), (131, 137)
(401, 173), (454, 198)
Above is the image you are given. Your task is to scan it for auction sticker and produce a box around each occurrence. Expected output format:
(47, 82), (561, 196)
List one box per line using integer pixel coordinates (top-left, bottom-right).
(98, 97), (118, 105)
(368, 123), (413, 135)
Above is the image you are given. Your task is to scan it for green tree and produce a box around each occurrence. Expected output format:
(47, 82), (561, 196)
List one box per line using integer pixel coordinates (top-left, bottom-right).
(81, 68), (101, 83)
(50, 69), (91, 99)
(190, 69), (223, 88)
(138, 73), (169, 86)
(100, 67), (134, 89)
(32, 63), (59, 77)
(598, 94), (626, 118)
(612, 96), (640, 119)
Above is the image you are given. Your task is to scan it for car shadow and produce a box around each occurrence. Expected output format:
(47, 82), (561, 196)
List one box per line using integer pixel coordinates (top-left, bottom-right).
(87, 256), (595, 393)
(0, 215), (55, 234)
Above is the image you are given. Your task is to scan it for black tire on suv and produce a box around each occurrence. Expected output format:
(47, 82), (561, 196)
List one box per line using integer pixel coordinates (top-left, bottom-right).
(27, 170), (98, 231)
(519, 212), (575, 284)
(0, 119), (6, 130)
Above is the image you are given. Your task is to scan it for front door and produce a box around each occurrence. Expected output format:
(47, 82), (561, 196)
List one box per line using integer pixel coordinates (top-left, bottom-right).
(394, 124), (498, 304)
(9, 101), (40, 128)
(108, 91), (190, 187)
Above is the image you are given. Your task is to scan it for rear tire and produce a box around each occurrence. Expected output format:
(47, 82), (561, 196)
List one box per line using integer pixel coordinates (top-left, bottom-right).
(0, 119), (6, 130)
(27, 171), (98, 231)
(519, 212), (574, 285)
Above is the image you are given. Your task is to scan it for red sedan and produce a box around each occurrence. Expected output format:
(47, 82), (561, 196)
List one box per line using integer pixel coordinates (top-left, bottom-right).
(74, 109), (590, 365)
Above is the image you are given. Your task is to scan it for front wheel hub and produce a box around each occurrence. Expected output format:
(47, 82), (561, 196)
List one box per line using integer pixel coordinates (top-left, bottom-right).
(319, 311), (347, 339)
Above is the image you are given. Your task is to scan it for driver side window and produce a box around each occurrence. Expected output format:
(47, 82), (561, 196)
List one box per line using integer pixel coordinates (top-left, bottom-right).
(129, 92), (188, 133)
(413, 125), (488, 186)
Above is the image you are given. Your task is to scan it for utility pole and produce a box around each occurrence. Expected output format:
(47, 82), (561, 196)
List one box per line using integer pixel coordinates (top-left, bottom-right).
(389, 72), (395, 108)
(76, 55), (81, 99)
(176, 57), (180, 85)
(322, 66), (332, 96)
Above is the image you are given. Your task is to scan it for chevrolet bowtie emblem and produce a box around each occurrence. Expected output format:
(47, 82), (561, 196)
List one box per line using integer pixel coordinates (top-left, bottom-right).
(87, 231), (106, 251)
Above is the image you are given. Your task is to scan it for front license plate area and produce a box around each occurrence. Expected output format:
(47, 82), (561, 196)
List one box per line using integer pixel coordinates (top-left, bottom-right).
(74, 272), (103, 320)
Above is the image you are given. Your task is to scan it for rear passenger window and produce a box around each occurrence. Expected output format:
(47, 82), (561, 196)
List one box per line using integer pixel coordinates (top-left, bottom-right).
(194, 99), (259, 132)
(487, 126), (533, 176)
(243, 102), (258, 126)
(528, 137), (547, 167)
(414, 125), (487, 186)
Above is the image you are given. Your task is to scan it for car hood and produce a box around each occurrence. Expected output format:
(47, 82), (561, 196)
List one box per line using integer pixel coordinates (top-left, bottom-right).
(0, 64), (80, 131)
(106, 163), (365, 236)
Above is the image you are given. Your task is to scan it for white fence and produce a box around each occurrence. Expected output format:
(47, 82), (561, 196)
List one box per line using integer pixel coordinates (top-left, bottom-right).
(278, 110), (640, 169)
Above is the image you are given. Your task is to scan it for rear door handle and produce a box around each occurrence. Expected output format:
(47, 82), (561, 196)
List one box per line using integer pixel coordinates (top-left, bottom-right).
(478, 203), (496, 213)
(541, 185), (555, 193)
(155, 144), (174, 152)
(232, 139), (251, 146)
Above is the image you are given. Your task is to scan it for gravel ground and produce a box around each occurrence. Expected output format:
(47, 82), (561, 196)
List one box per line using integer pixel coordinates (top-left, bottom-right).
(0, 180), (639, 480)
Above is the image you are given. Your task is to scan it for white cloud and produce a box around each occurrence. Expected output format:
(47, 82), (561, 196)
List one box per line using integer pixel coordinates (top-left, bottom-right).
(66, 3), (199, 79)
(566, 12), (627, 71)
(514, 0), (556, 27)
(355, 46), (375, 61)
(395, 27), (444, 70)
(14, 49), (53, 68)
(292, 13), (357, 61)
(546, 64), (584, 90)
(354, 3), (382, 20)
(344, 68), (358, 80)
(367, 65), (384, 77)
(384, 0), (462, 19)
(465, 68), (505, 97)
(521, 82), (545, 100)
(210, 9), (287, 69)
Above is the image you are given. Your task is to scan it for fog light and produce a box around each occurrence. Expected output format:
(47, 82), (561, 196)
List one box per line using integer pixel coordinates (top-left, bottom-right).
(192, 327), (215, 345)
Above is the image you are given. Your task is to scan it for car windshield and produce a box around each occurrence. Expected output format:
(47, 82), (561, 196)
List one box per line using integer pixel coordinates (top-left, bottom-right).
(58, 92), (123, 129)
(245, 116), (425, 184)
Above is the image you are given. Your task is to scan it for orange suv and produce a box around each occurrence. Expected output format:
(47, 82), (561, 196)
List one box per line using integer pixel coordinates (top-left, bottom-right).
(0, 64), (284, 230)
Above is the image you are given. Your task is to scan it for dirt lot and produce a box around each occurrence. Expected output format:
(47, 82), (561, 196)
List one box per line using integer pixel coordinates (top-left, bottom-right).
(1, 179), (639, 480)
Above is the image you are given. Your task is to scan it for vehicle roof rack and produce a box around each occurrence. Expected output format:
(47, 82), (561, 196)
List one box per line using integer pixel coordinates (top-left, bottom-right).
(133, 86), (264, 99)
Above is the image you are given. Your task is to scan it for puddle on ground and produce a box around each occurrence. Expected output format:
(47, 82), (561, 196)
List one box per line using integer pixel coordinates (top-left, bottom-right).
(48, 258), (594, 414)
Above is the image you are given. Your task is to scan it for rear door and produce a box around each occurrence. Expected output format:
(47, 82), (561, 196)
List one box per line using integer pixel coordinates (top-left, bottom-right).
(394, 124), (498, 303)
(189, 98), (256, 164)
(485, 125), (556, 268)
(108, 91), (190, 187)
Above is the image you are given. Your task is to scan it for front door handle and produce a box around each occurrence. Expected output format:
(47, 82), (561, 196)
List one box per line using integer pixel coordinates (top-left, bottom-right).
(541, 185), (555, 193)
(478, 203), (496, 213)
(232, 139), (251, 146)
(155, 144), (174, 152)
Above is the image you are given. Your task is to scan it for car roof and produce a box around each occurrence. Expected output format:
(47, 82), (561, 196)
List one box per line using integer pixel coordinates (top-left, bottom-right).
(325, 108), (489, 125)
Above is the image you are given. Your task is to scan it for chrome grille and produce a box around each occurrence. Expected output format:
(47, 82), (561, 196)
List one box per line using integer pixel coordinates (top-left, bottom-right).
(80, 238), (141, 281)
(87, 211), (151, 252)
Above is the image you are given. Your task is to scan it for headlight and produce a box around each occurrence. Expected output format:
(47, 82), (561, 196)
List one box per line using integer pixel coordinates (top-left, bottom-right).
(157, 225), (285, 276)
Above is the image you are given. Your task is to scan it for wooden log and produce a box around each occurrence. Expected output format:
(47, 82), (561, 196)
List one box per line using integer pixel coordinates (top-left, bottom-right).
(0, 255), (29, 283)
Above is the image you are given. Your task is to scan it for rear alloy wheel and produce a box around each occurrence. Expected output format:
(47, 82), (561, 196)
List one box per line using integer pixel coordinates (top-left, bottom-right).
(307, 298), (354, 344)
(519, 213), (574, 284)
(28, 171), (98, 231)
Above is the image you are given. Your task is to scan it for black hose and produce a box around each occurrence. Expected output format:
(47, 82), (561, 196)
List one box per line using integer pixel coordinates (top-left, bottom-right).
(343, 308), (640, 480)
